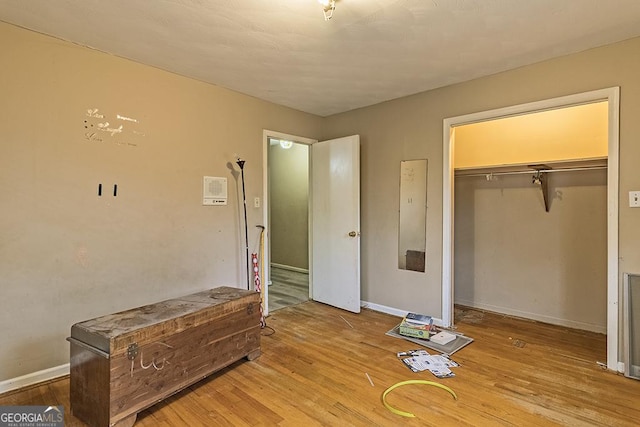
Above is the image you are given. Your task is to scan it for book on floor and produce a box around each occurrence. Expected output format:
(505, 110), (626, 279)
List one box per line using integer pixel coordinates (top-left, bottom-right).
(399, 320), (431, 339)
(404, 312), (433, 326)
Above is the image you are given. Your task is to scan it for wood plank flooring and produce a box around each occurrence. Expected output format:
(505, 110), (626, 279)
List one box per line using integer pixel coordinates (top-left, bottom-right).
(268, 266), (309, 312)
(2, 302), (640, 426)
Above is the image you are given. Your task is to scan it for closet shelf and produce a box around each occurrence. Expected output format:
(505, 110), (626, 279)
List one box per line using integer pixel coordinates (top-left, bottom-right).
(454, 157), (607, 177)
(454, 157), (607, 213)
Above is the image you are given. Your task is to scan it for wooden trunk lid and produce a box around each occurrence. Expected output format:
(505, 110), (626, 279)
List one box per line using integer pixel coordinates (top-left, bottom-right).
(70, 286), (259, 357)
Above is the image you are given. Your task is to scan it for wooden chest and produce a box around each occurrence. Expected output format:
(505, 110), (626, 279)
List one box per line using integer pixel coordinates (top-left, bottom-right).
(68, 286), (261, 427)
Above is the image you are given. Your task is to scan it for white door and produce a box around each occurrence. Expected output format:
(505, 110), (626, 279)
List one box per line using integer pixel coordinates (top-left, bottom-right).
(311, 135), (361, 313)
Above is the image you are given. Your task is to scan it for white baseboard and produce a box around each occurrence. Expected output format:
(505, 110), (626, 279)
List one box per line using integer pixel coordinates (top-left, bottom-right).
(360, 300), (404, 317)
(455, 299), (607, 334)
(0, 364), (70, 394)
(270, 263), (309, 274)
(360, 300), (444, 327)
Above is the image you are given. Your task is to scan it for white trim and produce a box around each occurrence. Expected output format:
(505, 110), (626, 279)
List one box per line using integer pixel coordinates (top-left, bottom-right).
(441, 126), (455, 328)
(262, 130), (317, 318)
(361, 300), (445, 327)
(442, 87), (620, 371)
(0, 364), (69, 394)
(455, 299), (607, 334)
(360, 300), (405, 317)
(606, 87), (621, 372)
(262, 132), (270, 316)
(270, 262), (309, 274)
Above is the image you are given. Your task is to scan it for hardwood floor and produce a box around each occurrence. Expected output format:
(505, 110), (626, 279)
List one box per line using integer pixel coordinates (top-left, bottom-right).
(268, 266), (309, 312)
(2, 302), (640, 426)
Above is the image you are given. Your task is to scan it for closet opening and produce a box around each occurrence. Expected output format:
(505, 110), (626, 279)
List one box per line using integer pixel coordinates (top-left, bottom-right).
(442, 87), (620, 371)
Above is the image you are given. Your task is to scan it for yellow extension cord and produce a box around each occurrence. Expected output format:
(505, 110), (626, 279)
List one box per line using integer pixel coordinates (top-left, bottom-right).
(382, 380), (458, 418)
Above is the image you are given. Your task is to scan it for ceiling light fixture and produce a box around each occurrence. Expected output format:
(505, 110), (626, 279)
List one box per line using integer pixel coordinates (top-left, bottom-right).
(318, 0), (336, 21)
(279, 140), (293, 149)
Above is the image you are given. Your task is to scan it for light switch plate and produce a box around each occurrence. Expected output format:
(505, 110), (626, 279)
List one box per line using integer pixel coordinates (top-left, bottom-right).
(630, 191), (640, 208)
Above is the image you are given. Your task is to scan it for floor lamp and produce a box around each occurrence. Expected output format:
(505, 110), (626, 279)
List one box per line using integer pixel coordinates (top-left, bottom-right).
(236, 158), (251, 290)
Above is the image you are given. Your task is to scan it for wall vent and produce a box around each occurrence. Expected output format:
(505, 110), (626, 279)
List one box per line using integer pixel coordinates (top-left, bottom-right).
(624, 273), (640, 380)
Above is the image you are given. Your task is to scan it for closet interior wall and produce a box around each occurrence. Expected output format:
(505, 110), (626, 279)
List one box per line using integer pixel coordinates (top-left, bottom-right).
(453, 166), (608, 332)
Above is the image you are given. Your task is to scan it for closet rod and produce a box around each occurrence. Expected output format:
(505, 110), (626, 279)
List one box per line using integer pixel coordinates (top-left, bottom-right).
(455, 165), (607, 178)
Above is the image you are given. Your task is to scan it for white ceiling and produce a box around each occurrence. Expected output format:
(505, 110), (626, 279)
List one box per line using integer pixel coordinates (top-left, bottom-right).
(2, 0), (640, 116)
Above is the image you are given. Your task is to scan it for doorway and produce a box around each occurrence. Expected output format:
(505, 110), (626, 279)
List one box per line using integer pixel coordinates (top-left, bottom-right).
(442, 87), (620, 370)
(262, 130), (317, 316)
(267, 136), (311, 312)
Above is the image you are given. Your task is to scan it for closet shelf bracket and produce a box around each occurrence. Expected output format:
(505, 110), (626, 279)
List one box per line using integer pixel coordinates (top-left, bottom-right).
(531, 165), (551, 212)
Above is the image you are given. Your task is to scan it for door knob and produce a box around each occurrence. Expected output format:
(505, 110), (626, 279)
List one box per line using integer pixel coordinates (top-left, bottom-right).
(348, 231), (358, 237)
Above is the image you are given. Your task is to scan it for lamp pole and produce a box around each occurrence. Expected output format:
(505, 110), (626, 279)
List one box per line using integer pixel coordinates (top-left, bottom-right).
(236, 158), (250, 290)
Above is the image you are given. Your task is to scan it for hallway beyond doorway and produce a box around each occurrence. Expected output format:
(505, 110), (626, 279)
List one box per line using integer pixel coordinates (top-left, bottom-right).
(268, 266), (309, 312)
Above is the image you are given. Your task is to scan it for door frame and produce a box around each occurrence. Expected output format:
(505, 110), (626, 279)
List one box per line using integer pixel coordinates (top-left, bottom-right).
(262, 130), (317, 316)
(442, 87), (620, 371)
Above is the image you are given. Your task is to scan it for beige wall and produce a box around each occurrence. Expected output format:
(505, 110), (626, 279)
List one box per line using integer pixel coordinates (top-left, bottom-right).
(0, 22), (322, 381)
(324, 36), (640, 326)
(323, 98), (447, 316)
(269, 142), (309, 270)
(455, 170), (607, 332)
